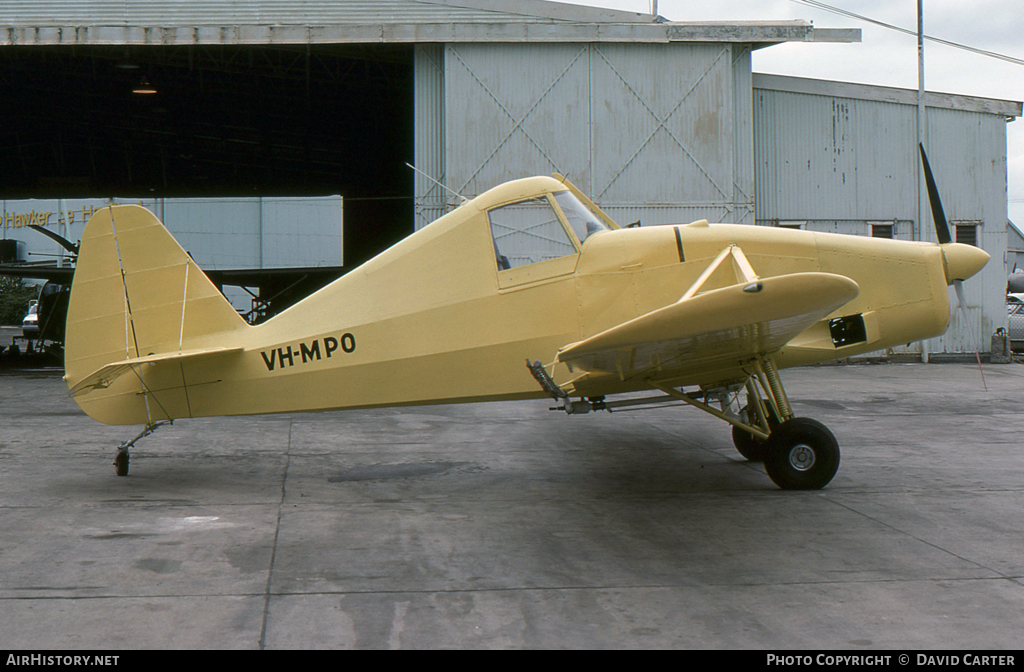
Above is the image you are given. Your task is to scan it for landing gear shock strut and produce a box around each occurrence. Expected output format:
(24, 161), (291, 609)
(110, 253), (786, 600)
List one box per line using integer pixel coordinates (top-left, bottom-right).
(737, 356), (840, 490)
(650, 355), (840, 490)
(525, 356), (841, 490)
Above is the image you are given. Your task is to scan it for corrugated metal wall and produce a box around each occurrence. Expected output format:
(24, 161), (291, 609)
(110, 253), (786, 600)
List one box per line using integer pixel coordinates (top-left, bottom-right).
(414, 45), (449, 231)
(754, 92), (916, 223)
(753, 81), (1010, 354)
(415, 42), (755, 232)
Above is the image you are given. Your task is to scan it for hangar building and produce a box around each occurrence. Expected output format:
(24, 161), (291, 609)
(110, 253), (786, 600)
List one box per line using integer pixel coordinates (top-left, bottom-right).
(0, 0), (1018, 355)
(752, 74), (1020, 357)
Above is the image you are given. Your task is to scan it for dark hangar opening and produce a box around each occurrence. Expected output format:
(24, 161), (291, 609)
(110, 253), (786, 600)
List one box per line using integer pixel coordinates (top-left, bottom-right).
(0, 44), (415, 267)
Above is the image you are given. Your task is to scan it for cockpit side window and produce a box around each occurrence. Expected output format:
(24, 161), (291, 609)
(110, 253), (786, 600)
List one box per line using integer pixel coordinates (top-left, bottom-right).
(553, 190), (609, 244)
(488, 196), (578, 270)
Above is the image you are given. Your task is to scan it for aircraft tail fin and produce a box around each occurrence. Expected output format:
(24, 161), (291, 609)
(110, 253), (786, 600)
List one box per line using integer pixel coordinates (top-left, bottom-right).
(64, 205), (249, 424)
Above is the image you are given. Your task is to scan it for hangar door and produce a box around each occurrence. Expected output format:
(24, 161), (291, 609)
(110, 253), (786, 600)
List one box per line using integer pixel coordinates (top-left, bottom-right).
(415, 42), (754, 231)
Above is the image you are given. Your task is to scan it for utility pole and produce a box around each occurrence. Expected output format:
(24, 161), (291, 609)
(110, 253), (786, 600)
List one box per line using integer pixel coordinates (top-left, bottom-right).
(918, 0), (930, 362)
(917, 0), (926, 243)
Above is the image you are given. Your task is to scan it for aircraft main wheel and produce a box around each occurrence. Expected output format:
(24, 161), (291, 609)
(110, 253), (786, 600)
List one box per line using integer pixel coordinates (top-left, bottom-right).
(763, 418), (839, 490)
(732, 403), (778, 461)
(732, 425), (770, 461)
(114, 449), (130, 477)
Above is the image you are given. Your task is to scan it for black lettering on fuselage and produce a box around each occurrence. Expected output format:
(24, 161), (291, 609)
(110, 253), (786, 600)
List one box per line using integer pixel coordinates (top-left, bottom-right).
(300, 340), (321, 363)
(261, 350), (277, 371)
(260, 333), (356, 372)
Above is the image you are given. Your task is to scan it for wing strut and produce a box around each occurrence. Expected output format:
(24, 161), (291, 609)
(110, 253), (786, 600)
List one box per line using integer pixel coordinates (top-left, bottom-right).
(679, 244), (759, 302)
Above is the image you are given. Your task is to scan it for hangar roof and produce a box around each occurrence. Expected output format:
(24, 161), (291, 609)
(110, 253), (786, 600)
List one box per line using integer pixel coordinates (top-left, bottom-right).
(754, 73), (1021, 118)
(0, 0), (859, 46)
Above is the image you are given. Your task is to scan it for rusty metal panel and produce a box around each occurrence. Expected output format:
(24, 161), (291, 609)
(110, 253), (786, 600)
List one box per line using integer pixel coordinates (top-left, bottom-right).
(752, 76), (1011, 354)
(753, 87), (915, 223)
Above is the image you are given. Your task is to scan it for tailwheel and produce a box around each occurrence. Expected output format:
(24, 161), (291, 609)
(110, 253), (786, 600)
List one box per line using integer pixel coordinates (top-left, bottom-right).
(763, 418), (840, 490)
(113, 448), (130, 477)
(110, 420), (171, 477)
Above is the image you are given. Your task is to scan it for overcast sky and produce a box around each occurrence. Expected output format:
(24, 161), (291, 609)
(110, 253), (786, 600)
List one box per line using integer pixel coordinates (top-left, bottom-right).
(564, 0), (1024, 225)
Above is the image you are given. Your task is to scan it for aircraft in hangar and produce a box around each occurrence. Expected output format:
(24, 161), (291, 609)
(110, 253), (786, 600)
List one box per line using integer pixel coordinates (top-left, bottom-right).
(0, 224), (346, 347)
(58, 147), (987, 488)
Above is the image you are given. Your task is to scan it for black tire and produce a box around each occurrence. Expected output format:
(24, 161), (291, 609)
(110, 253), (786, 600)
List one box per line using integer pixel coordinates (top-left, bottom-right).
(114, 450), (130, 477)
(732, 425), (770, 461)
(731, 402), (778, 461)
(763, 418), (840, 490)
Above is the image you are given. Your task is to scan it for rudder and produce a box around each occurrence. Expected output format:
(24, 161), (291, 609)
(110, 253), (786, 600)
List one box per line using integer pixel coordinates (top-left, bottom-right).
(65, 205), (248, 424)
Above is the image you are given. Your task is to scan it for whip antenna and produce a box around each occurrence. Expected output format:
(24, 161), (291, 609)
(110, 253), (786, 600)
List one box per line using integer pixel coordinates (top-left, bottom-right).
(405, 163), (469, 204)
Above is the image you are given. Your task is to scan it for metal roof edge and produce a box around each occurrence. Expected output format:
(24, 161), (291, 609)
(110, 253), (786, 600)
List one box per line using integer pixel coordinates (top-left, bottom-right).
(753, 72), (1022, 118)
(1, 21), (836, 46)
(806, 27), (860, 43)
(665, 20), (812, 43)
(414, 0), (654, 24)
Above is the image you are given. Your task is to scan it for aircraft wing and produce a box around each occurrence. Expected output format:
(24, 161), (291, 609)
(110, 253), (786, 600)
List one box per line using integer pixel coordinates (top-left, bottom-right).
(556, 272), (859, 379)
(68, 347), (244, 398)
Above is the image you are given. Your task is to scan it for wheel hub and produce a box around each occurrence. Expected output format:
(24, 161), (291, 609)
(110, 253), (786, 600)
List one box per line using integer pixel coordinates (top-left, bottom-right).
(788, 443), (816, 472)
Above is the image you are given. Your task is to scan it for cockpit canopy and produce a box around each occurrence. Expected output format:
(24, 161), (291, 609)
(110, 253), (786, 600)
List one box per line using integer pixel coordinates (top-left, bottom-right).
(487, 188), (610, 271)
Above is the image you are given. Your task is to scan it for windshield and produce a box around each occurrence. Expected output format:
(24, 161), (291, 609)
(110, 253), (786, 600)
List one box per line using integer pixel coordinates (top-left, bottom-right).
(488, 196), (578, 270)
(553, 191), (608, 243)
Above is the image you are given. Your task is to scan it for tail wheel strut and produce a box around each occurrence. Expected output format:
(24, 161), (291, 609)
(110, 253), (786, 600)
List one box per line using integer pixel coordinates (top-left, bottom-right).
(112, 420), (172, 477)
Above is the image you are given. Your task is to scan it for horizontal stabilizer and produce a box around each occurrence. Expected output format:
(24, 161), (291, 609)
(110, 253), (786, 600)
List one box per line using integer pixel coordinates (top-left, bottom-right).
(556, 272), (858, 377)
(69, 347), (243, 398)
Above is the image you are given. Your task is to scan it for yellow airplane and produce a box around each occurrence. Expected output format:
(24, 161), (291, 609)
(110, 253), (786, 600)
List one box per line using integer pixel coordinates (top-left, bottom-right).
(63, 148), (988, 488)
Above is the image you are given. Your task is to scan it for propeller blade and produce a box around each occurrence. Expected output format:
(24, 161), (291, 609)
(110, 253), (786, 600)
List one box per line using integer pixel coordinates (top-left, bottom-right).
(919, 144), (952, 245)
(953, 278), (987, 391)
(953, 279), (969, 322)
(921, 147), (987, 388)
(29, 224), (79, 255)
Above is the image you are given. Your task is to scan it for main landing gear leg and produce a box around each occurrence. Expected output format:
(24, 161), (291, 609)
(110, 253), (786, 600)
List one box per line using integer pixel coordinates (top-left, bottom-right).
(113, 421), (172, 477)
(526, 357), (840, 490)
(732, 357), (840, 490)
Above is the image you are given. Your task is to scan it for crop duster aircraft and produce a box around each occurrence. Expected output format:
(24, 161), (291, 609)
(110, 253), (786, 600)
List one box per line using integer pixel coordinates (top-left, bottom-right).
(63, 148), (988, 488)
